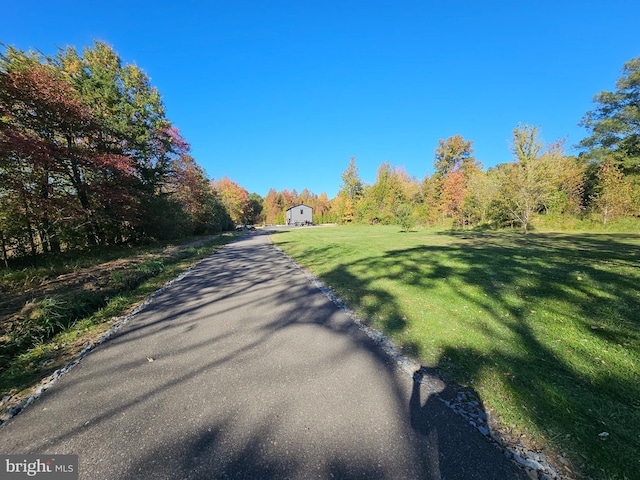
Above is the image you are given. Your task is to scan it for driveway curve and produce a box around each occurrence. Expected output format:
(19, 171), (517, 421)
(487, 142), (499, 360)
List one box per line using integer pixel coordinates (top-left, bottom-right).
(0, 231), (526, 480)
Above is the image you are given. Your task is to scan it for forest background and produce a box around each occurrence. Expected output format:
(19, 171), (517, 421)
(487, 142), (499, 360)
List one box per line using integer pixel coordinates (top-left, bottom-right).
(1, 42), (639, 264)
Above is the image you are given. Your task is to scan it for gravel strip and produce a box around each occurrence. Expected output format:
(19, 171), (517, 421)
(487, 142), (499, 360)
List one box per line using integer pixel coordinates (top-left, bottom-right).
(0, 264), (199, 427)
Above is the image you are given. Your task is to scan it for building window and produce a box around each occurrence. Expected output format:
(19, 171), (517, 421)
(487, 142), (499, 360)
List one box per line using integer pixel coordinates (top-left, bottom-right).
(300, 209), (304, 215)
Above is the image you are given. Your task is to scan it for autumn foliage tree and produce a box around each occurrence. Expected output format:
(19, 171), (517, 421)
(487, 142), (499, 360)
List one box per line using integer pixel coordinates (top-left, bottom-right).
(211, 176), (250, 225)
(321, 58), (640, 232)
(169, 155), (232, 234)
(439, 167), (467, 226)
(314, 192), (332, 223)
(465, 169), (500, 224)
(0, 48), (138, 253)
(358, 162), (419, 224)
(433, 134), (478, 179)
(332, 157), (364, 224)
(593, 158), (636, 224)
(340, 157), (364, 202)
(429, 135), (481, 226)
(262, 189), (284, 225)
(1, 41), (231, 261)
(492, 125), (587, 232)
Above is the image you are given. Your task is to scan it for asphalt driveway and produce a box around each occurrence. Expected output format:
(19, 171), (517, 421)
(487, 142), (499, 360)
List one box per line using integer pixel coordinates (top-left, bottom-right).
(0, 231), (526, 479)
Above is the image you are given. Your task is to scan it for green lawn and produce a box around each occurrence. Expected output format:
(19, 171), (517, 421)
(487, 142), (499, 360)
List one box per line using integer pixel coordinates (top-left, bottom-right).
(271, 225), (640, 480)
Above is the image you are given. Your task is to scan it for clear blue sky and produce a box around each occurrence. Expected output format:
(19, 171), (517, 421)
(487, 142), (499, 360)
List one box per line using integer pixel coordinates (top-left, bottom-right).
(4, 1), (640, 198)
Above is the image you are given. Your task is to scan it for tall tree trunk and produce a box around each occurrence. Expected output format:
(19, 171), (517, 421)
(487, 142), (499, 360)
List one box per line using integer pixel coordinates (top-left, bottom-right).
(19, 189), (38, 256)
(38, 164), (60, 254)
(67, 137), (98, 247)
(39, 217), (60, 254)
(1, 231), (9, 268)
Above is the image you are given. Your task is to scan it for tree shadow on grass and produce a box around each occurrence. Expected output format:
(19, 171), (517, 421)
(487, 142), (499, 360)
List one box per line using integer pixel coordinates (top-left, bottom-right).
(297, 230), (640, 479)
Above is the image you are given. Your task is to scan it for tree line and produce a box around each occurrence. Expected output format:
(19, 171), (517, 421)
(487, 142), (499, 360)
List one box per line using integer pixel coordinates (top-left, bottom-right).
(0, 41), (237, 265)
(2, 42), (639, 264)
(332, 57), (640, 232)
(254, 56), (640, 232)
(211, 181), (334, 227)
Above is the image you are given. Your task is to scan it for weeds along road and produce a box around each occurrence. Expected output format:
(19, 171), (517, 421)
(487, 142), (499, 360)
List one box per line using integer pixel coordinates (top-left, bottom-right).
(0, 231), (526, 480)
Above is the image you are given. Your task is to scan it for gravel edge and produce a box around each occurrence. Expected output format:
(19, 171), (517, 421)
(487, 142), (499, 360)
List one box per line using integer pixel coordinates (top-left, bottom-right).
(0, 263), (199, 427)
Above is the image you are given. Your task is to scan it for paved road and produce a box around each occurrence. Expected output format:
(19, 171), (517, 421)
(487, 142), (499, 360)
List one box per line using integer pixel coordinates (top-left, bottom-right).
(0, 232), (526, 479)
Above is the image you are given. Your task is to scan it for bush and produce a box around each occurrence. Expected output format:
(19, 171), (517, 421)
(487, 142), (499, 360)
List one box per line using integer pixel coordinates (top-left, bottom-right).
(396, 204), (417, 232)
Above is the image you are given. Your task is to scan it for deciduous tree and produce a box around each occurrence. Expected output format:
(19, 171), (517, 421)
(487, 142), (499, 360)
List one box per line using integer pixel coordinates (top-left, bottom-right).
(0, 49), (138, 249)
(170, 155), (231, 234)
(432, 135), (480, 226)
(434, 135), (478, 179)
(466, 169), (500, 224)
(593, 158), (636, 224)
(339, 156), (363, 202)
(440, 167), (467, 226)
(1, 41), (220, 256)
(497, 124), (552, 233)
(212, 176), (249, 225)
(245, 193), (264, 225)
(314, 192), (331, 223)
(541, 144), (586, 216)
(262, 189), (283, 225)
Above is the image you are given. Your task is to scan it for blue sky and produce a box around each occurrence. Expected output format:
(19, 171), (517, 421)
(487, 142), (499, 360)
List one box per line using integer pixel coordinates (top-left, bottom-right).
(4, 1), (640, 198)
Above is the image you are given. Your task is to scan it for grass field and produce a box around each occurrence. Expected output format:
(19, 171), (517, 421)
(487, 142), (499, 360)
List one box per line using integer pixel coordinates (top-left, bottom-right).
(271, 225), (640, 480)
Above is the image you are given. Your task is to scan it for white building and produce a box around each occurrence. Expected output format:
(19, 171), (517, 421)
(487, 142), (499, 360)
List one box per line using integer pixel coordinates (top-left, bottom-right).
(286, 204), (313, 225)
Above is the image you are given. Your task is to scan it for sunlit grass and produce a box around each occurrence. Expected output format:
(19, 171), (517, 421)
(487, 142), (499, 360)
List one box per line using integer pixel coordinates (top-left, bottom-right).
(272, 225), (640, 480)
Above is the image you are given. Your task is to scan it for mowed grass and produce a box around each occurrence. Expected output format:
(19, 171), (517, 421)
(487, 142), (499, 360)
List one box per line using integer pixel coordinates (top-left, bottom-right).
(271, 225), (640, 480)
